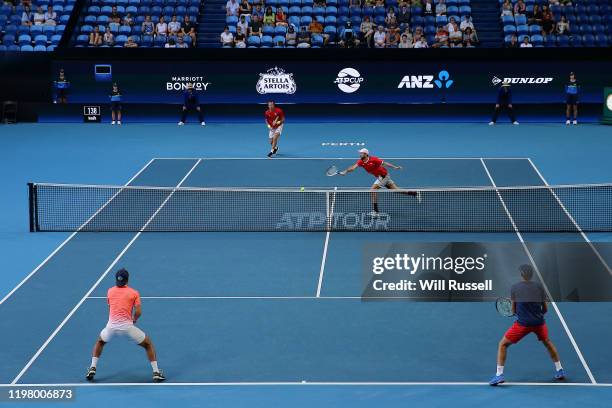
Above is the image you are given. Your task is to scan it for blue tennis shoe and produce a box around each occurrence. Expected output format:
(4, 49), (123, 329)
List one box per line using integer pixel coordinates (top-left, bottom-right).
(489, 374), (505, 386)
(555, 369), (566, 380)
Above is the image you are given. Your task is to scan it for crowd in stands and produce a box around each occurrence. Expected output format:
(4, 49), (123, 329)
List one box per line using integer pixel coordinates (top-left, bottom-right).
(220, 0), (479, 47)
(1, 0), (72, 51)
(500, 0), (611, 47)
(75, 0), (199, 48)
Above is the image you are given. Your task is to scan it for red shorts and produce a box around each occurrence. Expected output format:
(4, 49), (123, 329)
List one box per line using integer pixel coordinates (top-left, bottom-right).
(504, 321), (549, 343)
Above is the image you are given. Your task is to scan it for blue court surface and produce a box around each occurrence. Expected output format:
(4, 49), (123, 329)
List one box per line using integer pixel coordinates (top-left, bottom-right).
(1, 123), (612, 407)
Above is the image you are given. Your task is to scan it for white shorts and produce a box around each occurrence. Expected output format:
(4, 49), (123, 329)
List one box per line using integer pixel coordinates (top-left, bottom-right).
(100, 323), (146, 344)
(374, 175), (394, 188)
(269, 125), (283, 139)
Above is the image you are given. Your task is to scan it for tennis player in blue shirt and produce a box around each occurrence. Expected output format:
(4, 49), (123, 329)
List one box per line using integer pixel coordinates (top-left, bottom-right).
(178, 83), (205, 126)
(489, 264), (565, 385)
(565, 72), (579, 125)
(110, 83), (122, 125)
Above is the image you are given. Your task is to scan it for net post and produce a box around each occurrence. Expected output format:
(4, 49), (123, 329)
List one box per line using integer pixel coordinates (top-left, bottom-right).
(325, 191), (330, 231)
(27, 182), (38, 232)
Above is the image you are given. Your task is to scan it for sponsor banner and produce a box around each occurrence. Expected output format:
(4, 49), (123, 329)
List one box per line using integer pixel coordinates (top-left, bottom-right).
(362, 242), (612, 302)
(54, 60), (610, 104)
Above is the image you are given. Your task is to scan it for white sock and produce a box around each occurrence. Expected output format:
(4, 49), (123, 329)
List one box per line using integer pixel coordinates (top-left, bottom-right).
(91, 357), (99, 368)
(496, 365), (504, 376)
(555, 361), (563, 371)
(151, 361), (159, 372)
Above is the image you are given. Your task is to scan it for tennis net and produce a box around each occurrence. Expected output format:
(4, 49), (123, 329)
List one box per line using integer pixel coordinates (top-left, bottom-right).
(27, 182), (612, 232)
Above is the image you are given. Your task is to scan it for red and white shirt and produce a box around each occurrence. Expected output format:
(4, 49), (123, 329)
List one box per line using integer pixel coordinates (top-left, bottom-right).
(357, 156), (388, 178)
(106, 286), (141, 328)
(264, 107), (284, 129)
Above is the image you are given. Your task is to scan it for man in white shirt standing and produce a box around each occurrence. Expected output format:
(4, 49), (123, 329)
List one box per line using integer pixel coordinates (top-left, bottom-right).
(226, 0), (239, 16)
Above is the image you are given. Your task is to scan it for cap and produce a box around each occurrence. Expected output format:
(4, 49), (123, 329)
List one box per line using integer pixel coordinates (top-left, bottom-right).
(358, 148), (369, 155)
(115, 268), (129, 287)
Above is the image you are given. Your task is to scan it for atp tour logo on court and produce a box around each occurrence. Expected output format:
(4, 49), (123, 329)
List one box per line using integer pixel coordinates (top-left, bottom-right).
(491, 76), (553, 86)
(397, 71), (454, 89)
(166, 76), (211, 91)
(334, 68), (364, 93)
(256, 67), (297, 94)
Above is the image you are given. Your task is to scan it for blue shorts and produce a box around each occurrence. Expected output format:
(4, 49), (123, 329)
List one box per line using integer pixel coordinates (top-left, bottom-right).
(566, 94), (578, 105)
(111, 101), (122, 111)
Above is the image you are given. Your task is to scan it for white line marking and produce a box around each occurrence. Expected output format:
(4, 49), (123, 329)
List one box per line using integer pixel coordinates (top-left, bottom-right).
(10, 159), (202, 385)
(153, 157), (531, 161)
(317, 187), (336, 297)
(86, 296), (503, 300)
(0, 381), (608, 388)
(527, 158), (612, 276)
(0, 159), (156, 307)
(479, 158), (597, 384)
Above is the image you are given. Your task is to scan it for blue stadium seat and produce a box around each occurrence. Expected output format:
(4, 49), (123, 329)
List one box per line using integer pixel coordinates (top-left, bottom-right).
(30, 25), (43, 35)
(261, 35), (273, 46)
(300, 15), (312, 25)
(327, 0), (338, 6)
(435, 15), (447, 24)
(530, 34), (543, 45)
(555, 34), (569, 46)
(226, 15), (238, 25)
(582, 34), (595, 46)
(34, 34), (48, 45)
(595, 34), (608, 46)
(311, 33), (323, 46)
(247, 35), (260, 46)
(516, 24), (528, 35)
(20, 45), (34, 51)
(374, 6), (385, 16)
(47, 45), (56, 51)
(503, 25), (516, 35)
(262, 25), (275, 35)
(350, 15), (361, 25)
(459, 6), (471, 15)
(34, 44), (47, 51)
(289, 5), (301, 15)
(514, 14), (526, 25)
(349, 5), (361, 16)
(528, 25), (540, 35)
(326, 6), (338, 15)
(373, 15), (384, 25)
(569, 35), (582, 46)
(313, 6), (324, 16)
(141, 34), (153, 46)
(119, 25), (131, 34)
(8, 44), (20, 51)
(275, 25), (287, 34)
(2, 34), (15, 46)
(18, 34), (31, 46)
(51, 34), (62, 44)
(324, 25), (336, 40)
(303, 0), (313, 6)
(501, 15), (513, 26)
(76, 34), (88, 44)
(363, 6), (373, 16)
(325, 15), (336, 25)
(579, 24), (592, 34)
(43, 26), (56, 36)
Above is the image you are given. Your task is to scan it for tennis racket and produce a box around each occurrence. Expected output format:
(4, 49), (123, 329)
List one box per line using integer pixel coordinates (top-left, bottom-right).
(495, 297), (514, 317)
(326, 165), (345, 176)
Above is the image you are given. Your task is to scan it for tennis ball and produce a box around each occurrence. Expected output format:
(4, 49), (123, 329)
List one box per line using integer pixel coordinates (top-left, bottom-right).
(300, 187), (305, 192)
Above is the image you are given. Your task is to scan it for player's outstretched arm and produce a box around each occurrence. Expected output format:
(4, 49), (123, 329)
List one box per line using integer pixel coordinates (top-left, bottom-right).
(340, 163), (359, 175)
(383, 161), (402, 170)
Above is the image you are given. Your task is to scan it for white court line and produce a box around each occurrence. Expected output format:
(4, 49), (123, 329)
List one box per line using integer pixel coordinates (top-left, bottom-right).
(479, 158), (597, 385)
(317, 187), (337, 297)
(10, 159), (202, 385)
(527, 158), (612, 276)
(0, 381), (609, 388)
(153, 157), (531, 161)
(0, 158), (156, 307)
(86, 296), (502, 300)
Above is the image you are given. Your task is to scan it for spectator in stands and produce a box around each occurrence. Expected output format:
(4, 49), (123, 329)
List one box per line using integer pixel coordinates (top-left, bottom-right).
(414, 36), (429, 47)
(374, 0), (384, 7)
(182, 16), (197, 46)
(275, 7), (288, 27)
(239, 0), (251, 15)
(447, 17), (461, 45)
(33, 5), (45, 25)
(168, 15), (181, 35)
(559, 0), (572, 6)
(165, 37), (176, 48)
(226, 0), (239, 16)
(142, 15), (155, 36)
(463, 26), (478, 45)
(386, 27), (399, 47)
(103, 26), (114, 46)
(397, 4), (411, 30)
(435, 0), (446, 16)
(360, 15), (374, 47)
(350, 0), (362, 6)
(541, 5), (555, 36)
(398, 33), (413, 48)
(528, 4), (542, 25)
(21, 5), (33, 26)
(423, 0), (435, 16)
(249, 15), (263, 36)
(507, 33), (518, 47)
(237, 14), (249, 33)
(176, 33), (189, 48)
(460, 15), (474, 31)
(433, 24), (448, 47)
(124, 36), (138, 47)
(109, 6), (120, 24)
(252, 4), (264, 18)
(556, 15), (570, 35)
(339, 21), (358, 47)
(44, 5), (57, 25)
(373, 25), (386, 48)
(286, 24), (297, 46)
(412, 0), (424, 8)
(401, 27), (413, 43)
(501, 0), (513, 17)
(297, 25), (311, 47)
(385, 7), (397, 27)
(156, 16), (168, 37)
(123, 13), (134, 26)
(309, 18), (325, 42)
(89, 26), (103, 46)
(363, 0), (374, 6)
(220, 25), (234, 46)
(263, 6), (275, 26)
(549, 0), (559, 6)
(514, 0), (526, 15)
(234, 26), (246, 47)
(520, 35), (532, 47)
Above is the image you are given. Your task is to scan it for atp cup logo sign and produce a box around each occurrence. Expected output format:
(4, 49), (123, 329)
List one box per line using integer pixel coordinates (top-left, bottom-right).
(334, 67), (364, 93)
(256, 67), (297, 94)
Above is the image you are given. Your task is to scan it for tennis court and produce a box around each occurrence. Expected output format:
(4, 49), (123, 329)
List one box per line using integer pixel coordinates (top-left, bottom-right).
(1, 123), (612, 407)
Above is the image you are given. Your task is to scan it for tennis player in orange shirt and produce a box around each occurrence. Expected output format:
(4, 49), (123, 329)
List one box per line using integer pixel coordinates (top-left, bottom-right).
(85, 268), (165, 382)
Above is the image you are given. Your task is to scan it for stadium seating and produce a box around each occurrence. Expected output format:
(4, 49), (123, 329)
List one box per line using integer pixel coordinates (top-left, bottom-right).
(500, 0), (610, 47)
(0, 0), (73, 51)
(73, 0), (200, 47)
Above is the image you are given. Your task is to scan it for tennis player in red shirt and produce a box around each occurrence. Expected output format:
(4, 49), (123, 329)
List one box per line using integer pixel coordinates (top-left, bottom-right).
(338, 148), (421, 215)
(264, 100), (284, 158)
(85, 268), (165, 382)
